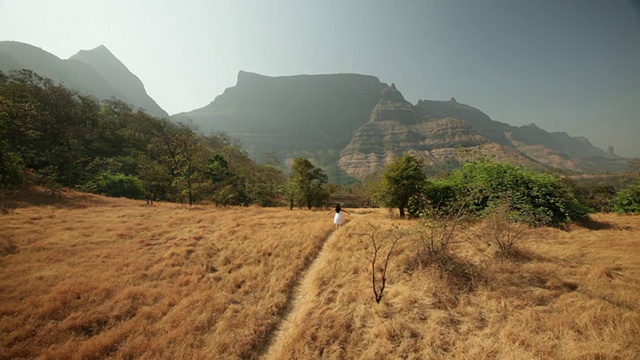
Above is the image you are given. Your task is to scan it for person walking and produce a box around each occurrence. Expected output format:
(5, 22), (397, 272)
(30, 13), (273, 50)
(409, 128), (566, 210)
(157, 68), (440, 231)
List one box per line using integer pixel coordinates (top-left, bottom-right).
(328, 203), (349, 229)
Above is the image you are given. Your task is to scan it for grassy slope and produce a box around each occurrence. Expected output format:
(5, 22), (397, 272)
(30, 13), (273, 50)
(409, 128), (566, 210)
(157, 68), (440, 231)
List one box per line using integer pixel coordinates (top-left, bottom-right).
(1, 188), (334, 359)
(1, 188), (639, 359)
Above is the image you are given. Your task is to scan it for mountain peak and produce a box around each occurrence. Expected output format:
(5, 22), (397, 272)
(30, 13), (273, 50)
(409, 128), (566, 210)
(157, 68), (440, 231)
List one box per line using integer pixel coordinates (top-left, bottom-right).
(69, 45), (168, 118)
(72, 44), (117, 61)
(381, 83), (406, 102)
(91, 44), (113, 55)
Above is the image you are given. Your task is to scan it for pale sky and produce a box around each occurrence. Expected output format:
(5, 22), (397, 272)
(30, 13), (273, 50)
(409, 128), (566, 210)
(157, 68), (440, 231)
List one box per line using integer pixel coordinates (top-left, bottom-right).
(1, 0), (639, 157)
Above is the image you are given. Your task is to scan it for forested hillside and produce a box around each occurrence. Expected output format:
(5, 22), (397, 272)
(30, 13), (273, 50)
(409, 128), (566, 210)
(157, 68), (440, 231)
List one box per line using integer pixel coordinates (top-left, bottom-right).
(0, 70), (283, 206)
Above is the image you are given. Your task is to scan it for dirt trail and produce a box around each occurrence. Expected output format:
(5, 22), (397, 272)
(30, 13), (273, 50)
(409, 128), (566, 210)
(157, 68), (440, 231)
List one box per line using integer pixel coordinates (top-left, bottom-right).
(254, 223), (350, 359)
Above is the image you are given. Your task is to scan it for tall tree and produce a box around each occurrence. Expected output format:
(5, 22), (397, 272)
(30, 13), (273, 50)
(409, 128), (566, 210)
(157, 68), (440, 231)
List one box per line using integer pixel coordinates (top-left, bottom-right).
(147, 121), (210, 205)
(379, 154), (427, 217)
(289, 158), (328, 209)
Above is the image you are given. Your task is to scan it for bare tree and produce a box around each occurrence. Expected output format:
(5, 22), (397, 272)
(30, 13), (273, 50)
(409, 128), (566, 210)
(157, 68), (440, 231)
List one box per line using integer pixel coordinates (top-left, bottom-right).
(357, 224), (404, 303)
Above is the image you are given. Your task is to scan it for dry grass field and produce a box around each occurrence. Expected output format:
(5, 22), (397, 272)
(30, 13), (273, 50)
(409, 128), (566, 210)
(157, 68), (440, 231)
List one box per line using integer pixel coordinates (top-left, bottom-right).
(1, 187), (639, 359)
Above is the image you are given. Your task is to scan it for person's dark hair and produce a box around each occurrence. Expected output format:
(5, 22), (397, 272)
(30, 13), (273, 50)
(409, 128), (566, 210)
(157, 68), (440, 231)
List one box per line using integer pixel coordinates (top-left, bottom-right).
(335, 204), (341, 213)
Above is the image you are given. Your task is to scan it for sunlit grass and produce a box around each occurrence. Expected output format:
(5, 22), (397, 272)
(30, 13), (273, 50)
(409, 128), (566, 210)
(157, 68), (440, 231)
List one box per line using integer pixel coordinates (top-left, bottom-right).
(1, 187), (333, 359)
(266, 212), (640, 359)
(1, 188), (639, 359)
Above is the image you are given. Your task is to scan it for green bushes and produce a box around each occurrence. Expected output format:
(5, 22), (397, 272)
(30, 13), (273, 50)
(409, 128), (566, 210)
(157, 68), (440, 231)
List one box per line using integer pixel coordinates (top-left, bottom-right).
(571, 184), (617, 213)
(611, 185), (640, 214)
(370, 155), (588, 226)
(80, 173), (145, 199)
(425, 158), (589, 226)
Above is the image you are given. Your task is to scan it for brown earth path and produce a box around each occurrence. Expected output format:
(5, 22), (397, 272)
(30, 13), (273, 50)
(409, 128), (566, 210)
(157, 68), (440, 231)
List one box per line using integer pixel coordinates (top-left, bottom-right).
(255, 218), (357, 359)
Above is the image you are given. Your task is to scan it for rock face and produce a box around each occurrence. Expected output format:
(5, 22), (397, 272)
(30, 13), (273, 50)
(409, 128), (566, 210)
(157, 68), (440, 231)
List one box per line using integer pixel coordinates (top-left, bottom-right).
(339, 87), (543, 180)
(0, 41), (168, 118)
(339, 85), (626, 180)
(414, 98), (626, 174)
(172, 71), (387, 160)
(369, 84), (421, 124)
(174, 71), (625, 179)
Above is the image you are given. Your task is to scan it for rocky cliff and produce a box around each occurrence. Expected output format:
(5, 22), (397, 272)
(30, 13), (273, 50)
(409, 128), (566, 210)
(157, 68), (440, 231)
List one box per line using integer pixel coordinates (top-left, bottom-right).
(172, 71), (388, 160)
(174, 71), (626, 180)
(414, 97), (626, 174)
(339, 86), (543, 180)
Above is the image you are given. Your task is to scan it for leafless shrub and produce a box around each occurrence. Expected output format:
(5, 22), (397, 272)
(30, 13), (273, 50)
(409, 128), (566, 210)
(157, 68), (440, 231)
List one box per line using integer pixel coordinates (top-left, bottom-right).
(415, 200), (472, 263)
(356, 224), (405, 303)
(480, 201), (532, 258)
(408, 195), (487, 295)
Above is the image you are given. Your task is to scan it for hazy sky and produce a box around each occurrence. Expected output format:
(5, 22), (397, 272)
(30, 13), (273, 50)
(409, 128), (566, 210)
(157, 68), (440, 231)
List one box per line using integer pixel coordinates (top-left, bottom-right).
(1, 0), (639, 156)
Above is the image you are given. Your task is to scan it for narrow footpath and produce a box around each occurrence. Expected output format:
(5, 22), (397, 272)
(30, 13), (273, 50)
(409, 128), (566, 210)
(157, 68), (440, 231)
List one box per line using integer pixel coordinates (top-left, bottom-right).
(253, 223), (350, 359)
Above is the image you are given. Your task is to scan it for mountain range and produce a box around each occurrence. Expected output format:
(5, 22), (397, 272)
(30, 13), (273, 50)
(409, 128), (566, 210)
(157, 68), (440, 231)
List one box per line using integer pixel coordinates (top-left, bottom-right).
(174, 72), (626, 179)
(0, 41), (627, 180)
(0, 41), (167, 118)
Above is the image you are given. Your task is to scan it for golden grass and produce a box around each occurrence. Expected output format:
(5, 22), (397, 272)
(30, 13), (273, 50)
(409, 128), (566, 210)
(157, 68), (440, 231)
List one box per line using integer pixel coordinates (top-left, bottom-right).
(1, 187), (334, 359)
(265, 212), (640, 360)
(2, 188), (639, 359)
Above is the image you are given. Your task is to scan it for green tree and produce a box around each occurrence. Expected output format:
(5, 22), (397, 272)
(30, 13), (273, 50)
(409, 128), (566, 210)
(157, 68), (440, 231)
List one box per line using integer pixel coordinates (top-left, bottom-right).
(378, 154), (427, 218)
(137, 154), (172, 203)
(0, 96), (27, 185)
(205, 153), (237, 205)
(0, 69), (95, 187)
(289, 158), (328, 209)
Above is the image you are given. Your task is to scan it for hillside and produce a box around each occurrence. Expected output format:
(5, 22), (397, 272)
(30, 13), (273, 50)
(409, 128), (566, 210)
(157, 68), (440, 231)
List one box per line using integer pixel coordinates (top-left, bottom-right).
(339, 86), (545, 180)
(1, 188), (639, 358)
(0, 41), (167, 118)
(416, 99), (627, 173)
(0, 41), (626, 176)
(172, 71), (388, 161)
(172, 71), (625, 178)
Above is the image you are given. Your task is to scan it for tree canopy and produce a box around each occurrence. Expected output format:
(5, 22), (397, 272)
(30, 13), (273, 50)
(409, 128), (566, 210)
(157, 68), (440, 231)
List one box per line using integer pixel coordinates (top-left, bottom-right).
(288, 158), (330, 209)
(378, 154), (428, 218)
(0, 69), (285, 206)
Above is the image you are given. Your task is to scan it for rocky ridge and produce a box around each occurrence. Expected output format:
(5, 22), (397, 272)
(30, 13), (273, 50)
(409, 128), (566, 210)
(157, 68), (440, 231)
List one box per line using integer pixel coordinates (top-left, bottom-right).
(172, 71), (388, 160)
(174, 71), (626, 180)
(339, 87), (544, 180)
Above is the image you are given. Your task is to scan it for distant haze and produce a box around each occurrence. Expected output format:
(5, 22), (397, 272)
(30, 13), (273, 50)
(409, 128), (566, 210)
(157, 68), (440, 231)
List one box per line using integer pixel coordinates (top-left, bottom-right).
(1, 0), (639, 157)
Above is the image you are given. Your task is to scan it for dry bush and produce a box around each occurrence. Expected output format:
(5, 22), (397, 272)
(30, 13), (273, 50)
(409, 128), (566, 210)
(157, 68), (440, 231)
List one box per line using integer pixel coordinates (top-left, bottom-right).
(476, 201), (533, 259)
(408, 208), (484, 297)
(353, 224), (404, 304)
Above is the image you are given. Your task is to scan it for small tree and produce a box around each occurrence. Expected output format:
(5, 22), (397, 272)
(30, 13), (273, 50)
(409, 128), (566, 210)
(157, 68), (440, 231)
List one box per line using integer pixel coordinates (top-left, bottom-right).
(378, 154), (427, 217)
